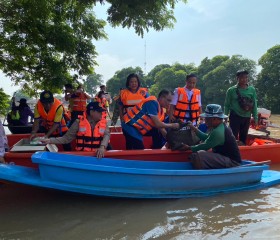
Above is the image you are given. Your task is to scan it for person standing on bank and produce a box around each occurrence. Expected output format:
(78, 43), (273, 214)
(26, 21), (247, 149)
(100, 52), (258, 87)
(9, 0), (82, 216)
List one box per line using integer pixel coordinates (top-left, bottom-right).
(30, 90), (71, 151)
(224, 70), (258, 144)
(42, 102), (110, 159)
(181, 104), (241, 169)
(169, 74), (202, 125)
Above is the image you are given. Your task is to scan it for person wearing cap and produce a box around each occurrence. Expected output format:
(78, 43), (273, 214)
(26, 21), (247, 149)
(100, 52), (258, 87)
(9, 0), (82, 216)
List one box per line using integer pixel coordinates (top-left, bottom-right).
(224, 70), (258, 144)
(169, 73), (202, 125)
(122, 89), (180, 150)
(41, 102), (110, 158)
(181, 104), (241, 169)
(30, 90), (71, 151)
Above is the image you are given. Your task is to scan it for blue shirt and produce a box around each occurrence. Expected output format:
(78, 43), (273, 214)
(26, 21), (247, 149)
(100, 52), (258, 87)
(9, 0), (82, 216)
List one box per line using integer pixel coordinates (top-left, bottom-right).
(122, 100), (159, 141)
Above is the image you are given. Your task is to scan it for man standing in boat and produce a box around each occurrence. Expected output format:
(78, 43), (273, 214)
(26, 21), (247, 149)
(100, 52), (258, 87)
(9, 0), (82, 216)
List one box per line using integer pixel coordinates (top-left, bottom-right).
(41, 102), (111, 159)
(224, 70), (258, 144)
(169, 74), (202, 125)
(122, 89), (180, 150)
(30, 90), (71, 151)
(181, 104), (241, 169)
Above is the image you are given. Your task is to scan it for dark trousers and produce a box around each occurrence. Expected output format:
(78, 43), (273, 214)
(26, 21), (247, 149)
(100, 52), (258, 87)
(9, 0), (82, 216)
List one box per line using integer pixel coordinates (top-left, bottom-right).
(229, 111), (251, 144)
(123, 129), (144, 150)
(123, 128), (165, 150)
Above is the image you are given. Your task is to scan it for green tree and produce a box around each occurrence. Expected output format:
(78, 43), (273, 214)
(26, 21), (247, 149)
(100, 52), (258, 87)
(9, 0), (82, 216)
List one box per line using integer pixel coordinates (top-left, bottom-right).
(83, 73), (103, 96)
(201, 55), (256, 107)
(106, 67), (144, 97)
(145, 64), (171, 87)
(256, 45), (280, 112)
(0, 0), (187, 96)
(149, 63), (197, 96)
(0, 88), (10, 116)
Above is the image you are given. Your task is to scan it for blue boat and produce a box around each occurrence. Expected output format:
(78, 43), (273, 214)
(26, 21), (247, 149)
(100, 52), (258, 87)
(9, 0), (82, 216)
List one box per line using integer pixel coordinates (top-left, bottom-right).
(0, 152), (279, 198)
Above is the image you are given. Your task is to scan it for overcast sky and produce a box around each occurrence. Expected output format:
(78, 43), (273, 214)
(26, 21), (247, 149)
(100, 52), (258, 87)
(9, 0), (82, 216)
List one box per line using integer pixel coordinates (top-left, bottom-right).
(1, 0), (279, 96)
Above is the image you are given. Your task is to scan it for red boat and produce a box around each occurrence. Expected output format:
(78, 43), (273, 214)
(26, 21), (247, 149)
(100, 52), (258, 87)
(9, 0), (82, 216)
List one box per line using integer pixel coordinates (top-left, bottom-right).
(4, 129), (280, 168)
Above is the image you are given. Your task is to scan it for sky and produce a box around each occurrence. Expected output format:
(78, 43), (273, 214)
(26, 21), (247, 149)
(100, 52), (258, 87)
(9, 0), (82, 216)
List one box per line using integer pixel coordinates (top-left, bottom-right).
(1, 0), (280, 96)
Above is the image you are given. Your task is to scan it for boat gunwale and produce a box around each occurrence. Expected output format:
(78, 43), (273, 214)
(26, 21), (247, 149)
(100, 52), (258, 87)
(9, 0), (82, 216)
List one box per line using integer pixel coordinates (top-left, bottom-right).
(32, 152), (269, 176)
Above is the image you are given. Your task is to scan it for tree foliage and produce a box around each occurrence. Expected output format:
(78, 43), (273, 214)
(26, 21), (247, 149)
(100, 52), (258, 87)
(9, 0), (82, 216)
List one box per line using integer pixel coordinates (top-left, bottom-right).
(0, 0), (186, 96)
(256, 45), (280, 112)
(0, 88), (10, 116)
(83, 73), (103, 96)
(149, 63), (196, 96)
(106, 66), (144, 97)
(201, 55), (257, 107)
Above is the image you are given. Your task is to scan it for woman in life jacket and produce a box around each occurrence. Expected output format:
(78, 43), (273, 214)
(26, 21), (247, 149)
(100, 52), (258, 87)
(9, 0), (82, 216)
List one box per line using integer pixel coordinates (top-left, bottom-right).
(42, 102), (111, 159)
(119, 73), (149, 122)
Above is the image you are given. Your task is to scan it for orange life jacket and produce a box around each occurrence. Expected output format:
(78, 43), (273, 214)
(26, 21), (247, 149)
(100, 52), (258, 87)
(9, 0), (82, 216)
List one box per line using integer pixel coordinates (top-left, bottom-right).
(72, 92), (87, 111)
(94, 97), (107, 119)
(173, 87), (200, 123)
(123, 96), (165, 135)
(250, 138), (275, 146)
(37, 98), (68, 135)
(76, 114), (107, 151)
(120, 88), (148, 113)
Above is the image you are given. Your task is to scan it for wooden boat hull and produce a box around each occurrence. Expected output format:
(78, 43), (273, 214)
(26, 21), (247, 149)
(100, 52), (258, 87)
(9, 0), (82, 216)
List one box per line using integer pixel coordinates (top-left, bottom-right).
(0, 152), (277, 198)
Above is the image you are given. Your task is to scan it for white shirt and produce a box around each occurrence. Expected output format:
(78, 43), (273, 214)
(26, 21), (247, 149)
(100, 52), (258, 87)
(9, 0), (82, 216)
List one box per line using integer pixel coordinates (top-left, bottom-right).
(171, 86), (202, 123)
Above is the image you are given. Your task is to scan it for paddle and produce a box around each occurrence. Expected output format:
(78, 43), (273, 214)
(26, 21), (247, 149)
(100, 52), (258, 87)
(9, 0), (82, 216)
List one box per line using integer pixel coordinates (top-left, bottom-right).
(240, 160), (271, 167)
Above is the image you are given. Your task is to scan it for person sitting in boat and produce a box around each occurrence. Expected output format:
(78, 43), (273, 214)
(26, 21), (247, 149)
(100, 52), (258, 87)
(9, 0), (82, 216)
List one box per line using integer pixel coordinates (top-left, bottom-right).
(119, 73), (149, 122)
(7, 106), (21, 126)
(30, 90), (71, 151)
(0, 120), (8, 163)
(180, 104), (241, 169)
(122, 89), (180, 150)
(41, 102), (111, 158)
(14, 98), (34, 126)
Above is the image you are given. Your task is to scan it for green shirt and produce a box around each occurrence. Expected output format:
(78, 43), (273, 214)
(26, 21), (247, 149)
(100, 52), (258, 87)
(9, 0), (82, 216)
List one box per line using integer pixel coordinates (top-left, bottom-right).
(191, 123), (225, 152)
(224, 85), (258, 122)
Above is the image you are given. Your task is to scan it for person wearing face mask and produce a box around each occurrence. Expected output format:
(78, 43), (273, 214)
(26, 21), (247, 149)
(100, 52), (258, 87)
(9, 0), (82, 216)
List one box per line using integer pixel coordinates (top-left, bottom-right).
(169, 73), (202, 125)
(119, 73), (149, 122)
(224, 70), (258, 145)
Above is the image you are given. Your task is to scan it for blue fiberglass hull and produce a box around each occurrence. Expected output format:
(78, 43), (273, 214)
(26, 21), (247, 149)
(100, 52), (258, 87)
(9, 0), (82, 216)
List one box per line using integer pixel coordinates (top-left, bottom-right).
(0, 152), (279, 198)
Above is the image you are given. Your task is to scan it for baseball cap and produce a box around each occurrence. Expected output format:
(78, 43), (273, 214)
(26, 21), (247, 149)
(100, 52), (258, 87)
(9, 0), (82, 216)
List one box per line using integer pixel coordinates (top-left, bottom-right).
(40, 90), (54, 103)
(86, 102), (106, 112)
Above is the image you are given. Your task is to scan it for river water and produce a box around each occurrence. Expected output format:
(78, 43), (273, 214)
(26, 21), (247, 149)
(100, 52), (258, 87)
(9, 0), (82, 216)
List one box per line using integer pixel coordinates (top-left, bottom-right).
(1, 116), (280, 239)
